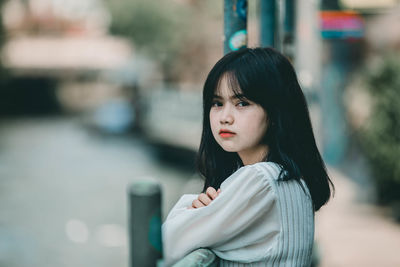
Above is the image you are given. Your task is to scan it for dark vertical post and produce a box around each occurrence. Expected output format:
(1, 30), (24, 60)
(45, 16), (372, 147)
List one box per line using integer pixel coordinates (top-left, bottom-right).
(224, 0), (248, 54)
(283, 0), (296, 60)
(260, 0), (277, 48)
(128, 181), (163, 267)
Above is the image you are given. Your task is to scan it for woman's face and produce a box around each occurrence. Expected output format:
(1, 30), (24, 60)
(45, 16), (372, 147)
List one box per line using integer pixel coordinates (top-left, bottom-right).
(209, 75), (269, 162)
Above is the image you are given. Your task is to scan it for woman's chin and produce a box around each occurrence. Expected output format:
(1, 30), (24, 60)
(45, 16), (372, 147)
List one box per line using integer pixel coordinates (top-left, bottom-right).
(220, 146), (238, 153)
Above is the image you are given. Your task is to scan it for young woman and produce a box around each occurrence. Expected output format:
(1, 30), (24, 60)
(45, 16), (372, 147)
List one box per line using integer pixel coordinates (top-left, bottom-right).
(162, 47), (334, 267)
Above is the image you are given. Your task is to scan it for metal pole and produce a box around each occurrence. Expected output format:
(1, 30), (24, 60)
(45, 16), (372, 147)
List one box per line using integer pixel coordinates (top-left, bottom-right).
(260, 0), (277, 48)
(224, 0), (248, 54)
(128, 181), (163, 267)
(283, 0), (296, 61)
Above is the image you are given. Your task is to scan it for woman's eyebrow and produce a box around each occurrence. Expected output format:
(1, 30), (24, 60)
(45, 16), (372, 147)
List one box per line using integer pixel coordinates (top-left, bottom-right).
(212, 94), (222, 99)
(233, 94), (247, 100)
(212, 94), (246, 100)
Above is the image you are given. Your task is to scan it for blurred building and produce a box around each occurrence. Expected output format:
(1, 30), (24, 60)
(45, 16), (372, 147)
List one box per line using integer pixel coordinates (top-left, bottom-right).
(2, 0), (110, 36)
(0, 0), (164, 134)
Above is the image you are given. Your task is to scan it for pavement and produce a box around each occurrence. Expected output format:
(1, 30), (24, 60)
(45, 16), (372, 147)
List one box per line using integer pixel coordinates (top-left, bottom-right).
(315, 167), (400, 267)
(0, 117), (194, 267)
(1, 116), (400, 267)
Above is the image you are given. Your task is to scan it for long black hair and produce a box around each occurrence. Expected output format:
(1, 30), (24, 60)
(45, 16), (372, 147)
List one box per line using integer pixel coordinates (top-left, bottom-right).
(196, 47), (334, 211)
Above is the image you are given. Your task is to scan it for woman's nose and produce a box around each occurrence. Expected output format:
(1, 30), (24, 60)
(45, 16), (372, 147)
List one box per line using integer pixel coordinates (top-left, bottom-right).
(220, 105), (234, 124)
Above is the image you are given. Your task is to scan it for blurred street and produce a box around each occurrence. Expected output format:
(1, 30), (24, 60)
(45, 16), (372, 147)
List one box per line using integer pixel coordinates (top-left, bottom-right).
(0, 116), (400, 267)
(0, 116), (199, 267)
(1, 0), (400, 266)
(315, 167), (400, 267)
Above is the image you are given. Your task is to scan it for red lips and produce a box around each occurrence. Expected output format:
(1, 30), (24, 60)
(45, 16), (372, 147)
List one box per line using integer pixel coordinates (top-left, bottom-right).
(219, 129), (236, 138)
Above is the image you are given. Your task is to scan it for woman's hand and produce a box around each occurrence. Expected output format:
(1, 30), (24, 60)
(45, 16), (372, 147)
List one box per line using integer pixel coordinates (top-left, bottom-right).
(188, 187), (221, 209)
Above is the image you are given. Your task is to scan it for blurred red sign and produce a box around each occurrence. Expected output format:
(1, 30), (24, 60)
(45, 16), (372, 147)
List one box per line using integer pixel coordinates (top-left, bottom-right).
(320, 11), (364, 39)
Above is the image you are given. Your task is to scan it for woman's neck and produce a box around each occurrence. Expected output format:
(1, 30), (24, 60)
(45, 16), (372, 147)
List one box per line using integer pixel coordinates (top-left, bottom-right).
(238, 145), (269, 166)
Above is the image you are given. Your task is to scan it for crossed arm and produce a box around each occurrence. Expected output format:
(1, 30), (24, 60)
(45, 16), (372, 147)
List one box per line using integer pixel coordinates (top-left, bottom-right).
(162, 164), (281, 266)
(188, 187), (221, 209)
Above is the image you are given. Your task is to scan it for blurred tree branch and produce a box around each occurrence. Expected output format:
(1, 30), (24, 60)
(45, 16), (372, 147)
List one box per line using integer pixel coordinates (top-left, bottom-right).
(105, 0), (190, 82)
(104, 0), (221, 84)
(359, 54), (400, 206)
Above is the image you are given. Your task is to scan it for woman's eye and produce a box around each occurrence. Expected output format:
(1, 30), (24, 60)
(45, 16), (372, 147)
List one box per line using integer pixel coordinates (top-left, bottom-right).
(237, 101), (250, 107)
(212, 101), (222, 107)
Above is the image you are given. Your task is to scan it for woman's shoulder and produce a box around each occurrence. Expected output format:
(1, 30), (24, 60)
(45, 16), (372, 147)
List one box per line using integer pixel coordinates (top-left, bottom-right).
(247, 161), (283, 180)
(220, 161), (283, 190)
(240, 161), (312, 197)
(252, 162), (312, 200)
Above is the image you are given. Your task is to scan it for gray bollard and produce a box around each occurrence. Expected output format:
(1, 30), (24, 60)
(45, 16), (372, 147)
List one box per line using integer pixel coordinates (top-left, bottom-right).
(128, 180), (163, 267)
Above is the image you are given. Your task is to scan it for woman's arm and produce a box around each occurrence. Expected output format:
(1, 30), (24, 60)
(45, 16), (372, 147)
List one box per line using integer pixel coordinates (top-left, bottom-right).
(162, 164), (281, 266)
(189, 187), (221, 209)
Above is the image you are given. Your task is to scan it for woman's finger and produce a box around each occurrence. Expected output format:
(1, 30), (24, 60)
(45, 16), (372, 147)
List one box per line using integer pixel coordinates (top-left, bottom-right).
(192, 199), (205, 208)
(198, 193), (212, 206)
(206, 187), (218, 200)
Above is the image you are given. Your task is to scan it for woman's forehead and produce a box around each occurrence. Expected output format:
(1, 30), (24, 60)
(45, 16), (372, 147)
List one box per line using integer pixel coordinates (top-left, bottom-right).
(214, 74), (243, 97)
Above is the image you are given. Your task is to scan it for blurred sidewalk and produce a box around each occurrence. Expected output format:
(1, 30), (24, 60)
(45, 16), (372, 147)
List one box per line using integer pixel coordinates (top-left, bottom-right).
(315, 167), (400, 267)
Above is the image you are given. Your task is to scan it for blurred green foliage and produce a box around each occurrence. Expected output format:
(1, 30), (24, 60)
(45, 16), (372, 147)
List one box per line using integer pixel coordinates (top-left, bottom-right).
(105, 0), (221, 82)
(360, 55), (400, 204)
(107, 1), (184, 53)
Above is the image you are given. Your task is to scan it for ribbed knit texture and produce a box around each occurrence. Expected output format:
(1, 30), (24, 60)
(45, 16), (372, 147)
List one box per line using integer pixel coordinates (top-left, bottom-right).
(219, 163), (315, 267)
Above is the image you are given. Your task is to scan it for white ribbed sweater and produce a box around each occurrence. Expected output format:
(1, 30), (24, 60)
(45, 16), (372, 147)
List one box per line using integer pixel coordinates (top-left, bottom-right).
(162, 162), (315, 267)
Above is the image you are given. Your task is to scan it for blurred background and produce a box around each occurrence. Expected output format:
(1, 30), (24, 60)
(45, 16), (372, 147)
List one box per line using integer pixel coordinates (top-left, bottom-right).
(0, 0), (399, 266)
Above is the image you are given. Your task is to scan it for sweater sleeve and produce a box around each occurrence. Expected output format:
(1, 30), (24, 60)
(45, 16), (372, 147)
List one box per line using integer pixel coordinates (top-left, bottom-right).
(162, 164), (281, 266)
